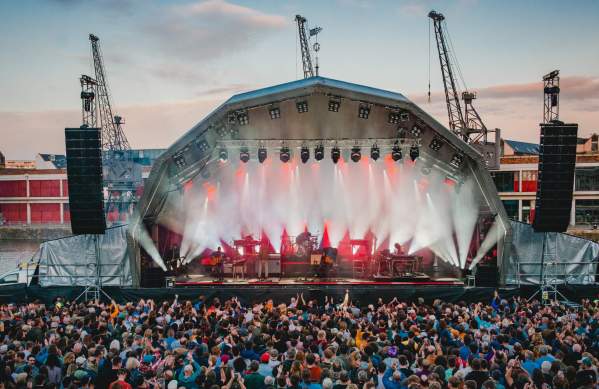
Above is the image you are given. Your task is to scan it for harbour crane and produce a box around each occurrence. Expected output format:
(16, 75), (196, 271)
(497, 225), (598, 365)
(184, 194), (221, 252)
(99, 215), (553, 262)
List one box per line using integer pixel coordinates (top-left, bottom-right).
(89, 34), (130, 151)
(79, 34), (138, 222)
(295, 14), (322, 78)
(428, 10), (500, 168)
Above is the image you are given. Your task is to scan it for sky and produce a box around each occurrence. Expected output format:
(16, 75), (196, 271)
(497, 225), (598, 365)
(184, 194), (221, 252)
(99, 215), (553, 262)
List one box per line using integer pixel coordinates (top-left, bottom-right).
(0, 0), (598, 160)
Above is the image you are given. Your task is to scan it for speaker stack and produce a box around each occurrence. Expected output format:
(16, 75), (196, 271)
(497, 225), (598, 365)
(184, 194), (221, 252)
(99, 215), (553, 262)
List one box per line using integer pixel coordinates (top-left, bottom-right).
(64, 127), (106, 235)
(532, 122), (578, 233)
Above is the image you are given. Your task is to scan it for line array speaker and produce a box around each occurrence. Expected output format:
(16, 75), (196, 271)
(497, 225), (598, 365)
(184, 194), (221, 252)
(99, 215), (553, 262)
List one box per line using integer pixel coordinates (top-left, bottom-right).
(532, 122), (578, 232)
(65, 127), (106, 234)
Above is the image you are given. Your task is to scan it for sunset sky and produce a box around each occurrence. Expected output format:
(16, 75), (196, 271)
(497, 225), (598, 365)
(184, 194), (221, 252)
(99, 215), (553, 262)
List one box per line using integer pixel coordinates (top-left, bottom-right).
(1, 0), (598, 159)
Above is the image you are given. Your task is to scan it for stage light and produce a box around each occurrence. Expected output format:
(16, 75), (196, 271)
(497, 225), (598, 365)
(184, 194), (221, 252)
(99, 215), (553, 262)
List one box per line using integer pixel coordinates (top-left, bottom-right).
(240, 147), (250, 163)
(358, 104), (370, 119)
(391, 143), (402, 161)
(301, 146), (310, 163)
(237, 111), (249, 126)
(400, 112), (410, 121)
(450, 153), (465, 168)
(370, 144), (380, 161)
(296, 101), (309, 113)
(269, 107), (281, 120)
(429, 137), (443, 151)
(331, 146), (341, 164)
(315, 145), (325, 161)
(280, 146), (291, 163)
(219, 148), (228, 162)
(173, 154), (187, 169)
(409, 146), (420, 161)
(388, 112), (401, 124)
(258, 147), (267, 163)
(411, 125), (422, 137)
(328, 99), (340, 112)
(351, 146), (361, 163)
(228, 112), (237, 124)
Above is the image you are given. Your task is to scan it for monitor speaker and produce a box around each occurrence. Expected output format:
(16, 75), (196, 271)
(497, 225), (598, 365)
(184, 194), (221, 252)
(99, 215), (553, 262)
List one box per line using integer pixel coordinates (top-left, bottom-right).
(65, 127), (106, 234)
(533, 122), (578, 232)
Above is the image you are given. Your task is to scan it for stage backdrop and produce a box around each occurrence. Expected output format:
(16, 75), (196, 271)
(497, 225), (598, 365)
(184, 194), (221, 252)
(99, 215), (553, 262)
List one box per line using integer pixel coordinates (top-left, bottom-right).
(35, 225), (133, 287)
(506, 221), (599, 285)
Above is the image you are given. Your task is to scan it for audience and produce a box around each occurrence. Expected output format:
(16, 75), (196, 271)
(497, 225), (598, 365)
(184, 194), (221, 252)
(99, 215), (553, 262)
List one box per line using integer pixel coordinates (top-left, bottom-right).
(0, 292), (597, 389)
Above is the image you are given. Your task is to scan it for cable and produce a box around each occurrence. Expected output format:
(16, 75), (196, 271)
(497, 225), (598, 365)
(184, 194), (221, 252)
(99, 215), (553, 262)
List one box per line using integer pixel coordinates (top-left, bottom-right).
(428, 18), (431, 103)
(443, 20), (468, 93)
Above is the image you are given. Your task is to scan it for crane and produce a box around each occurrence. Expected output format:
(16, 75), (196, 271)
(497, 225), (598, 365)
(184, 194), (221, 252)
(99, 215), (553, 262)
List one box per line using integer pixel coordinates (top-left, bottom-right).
(295, 15), (322, 78)
(428, 10), (500, 168)
(79, 34), (137, 223)
(89, 34), (130, 151)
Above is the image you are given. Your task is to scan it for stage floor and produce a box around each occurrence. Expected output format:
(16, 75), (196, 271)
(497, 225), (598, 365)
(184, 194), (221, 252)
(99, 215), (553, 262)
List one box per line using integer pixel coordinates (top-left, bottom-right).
(174, 274), (463, 286)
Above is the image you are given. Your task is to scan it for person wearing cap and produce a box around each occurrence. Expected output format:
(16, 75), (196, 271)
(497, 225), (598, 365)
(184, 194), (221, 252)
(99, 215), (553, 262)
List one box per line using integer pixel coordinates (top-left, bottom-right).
(575, 357), (597, 388)
(258, 352), (273, 378)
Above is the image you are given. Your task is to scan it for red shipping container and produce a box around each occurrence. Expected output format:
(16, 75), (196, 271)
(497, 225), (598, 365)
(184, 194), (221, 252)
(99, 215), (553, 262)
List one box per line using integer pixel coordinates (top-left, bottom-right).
(0, 180), (27, 197)
(62, 180), (69, 197)
(0, 203), (27, 223)
(29, 180), (61, 197)
(30, 203), (61, 223)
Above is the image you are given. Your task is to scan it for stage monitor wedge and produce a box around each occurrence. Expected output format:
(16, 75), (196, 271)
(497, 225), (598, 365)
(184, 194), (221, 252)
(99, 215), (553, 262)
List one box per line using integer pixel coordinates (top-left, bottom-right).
(532, 122), (578, 232)
(65, 127), (106, 235)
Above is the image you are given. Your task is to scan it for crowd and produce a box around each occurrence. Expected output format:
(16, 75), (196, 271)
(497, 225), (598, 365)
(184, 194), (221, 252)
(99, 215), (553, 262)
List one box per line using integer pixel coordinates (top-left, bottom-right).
(0, 290), (597, 389)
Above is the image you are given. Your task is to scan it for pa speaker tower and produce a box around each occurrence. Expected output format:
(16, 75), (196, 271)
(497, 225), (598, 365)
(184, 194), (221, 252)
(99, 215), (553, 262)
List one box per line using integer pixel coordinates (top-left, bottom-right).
(533, 122), (578, 232)
(65, 127), (106, 234)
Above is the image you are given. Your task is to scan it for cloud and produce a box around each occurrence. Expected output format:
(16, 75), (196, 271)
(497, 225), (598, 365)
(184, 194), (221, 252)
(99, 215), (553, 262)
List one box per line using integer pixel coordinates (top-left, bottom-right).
(147, 0), (288, 62)
(407, 75), (599, 143)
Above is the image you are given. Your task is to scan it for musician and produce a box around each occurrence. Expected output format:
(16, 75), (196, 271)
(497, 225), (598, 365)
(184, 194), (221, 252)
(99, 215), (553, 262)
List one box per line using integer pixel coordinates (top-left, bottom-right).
(393, 243), (403, 255)
(257, 241), (269, 279)
(214, 246), (224, 281)
(318, 250), (334, 278)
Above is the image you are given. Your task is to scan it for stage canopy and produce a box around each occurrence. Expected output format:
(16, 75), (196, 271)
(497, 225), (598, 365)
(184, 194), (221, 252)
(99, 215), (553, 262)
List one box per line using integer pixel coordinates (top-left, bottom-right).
(131, 77), (512, 283)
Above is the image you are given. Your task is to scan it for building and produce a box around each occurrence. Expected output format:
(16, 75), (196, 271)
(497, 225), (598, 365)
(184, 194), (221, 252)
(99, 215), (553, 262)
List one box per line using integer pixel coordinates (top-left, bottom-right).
(491, 134), (599, 229)
(0, 149), (164, 225)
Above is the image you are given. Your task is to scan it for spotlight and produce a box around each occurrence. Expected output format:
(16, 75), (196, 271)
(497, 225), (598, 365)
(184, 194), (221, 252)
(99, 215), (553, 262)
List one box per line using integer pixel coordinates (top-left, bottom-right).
(296, 101), (309, 113)
(351, 146), (361, 163)
(280, 146), (290, 163)
(173, 154), (187, 169)
(391, 143), (402, 161)
(331, 146), (341, 164)
(219, 148), (228, 161)
(411, 125), (422, 137)
(429, 137), (443, 151)
(228, 112), (237, 124)
(409, 146), (419, 161)
(370, 144), (380, 161)
(301, 146), (310, 163)
(269, 107), (281, 120)
(450, 153), (465, 168)
(237, 111), (249, 126)
(358, 104), (370, 119)
(258, 147), (267, 163)
(328, 99), (340, 112)
(315, 145), (325, 161)
(240, 147), (250, 163)
(388, 112), (401, 124)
